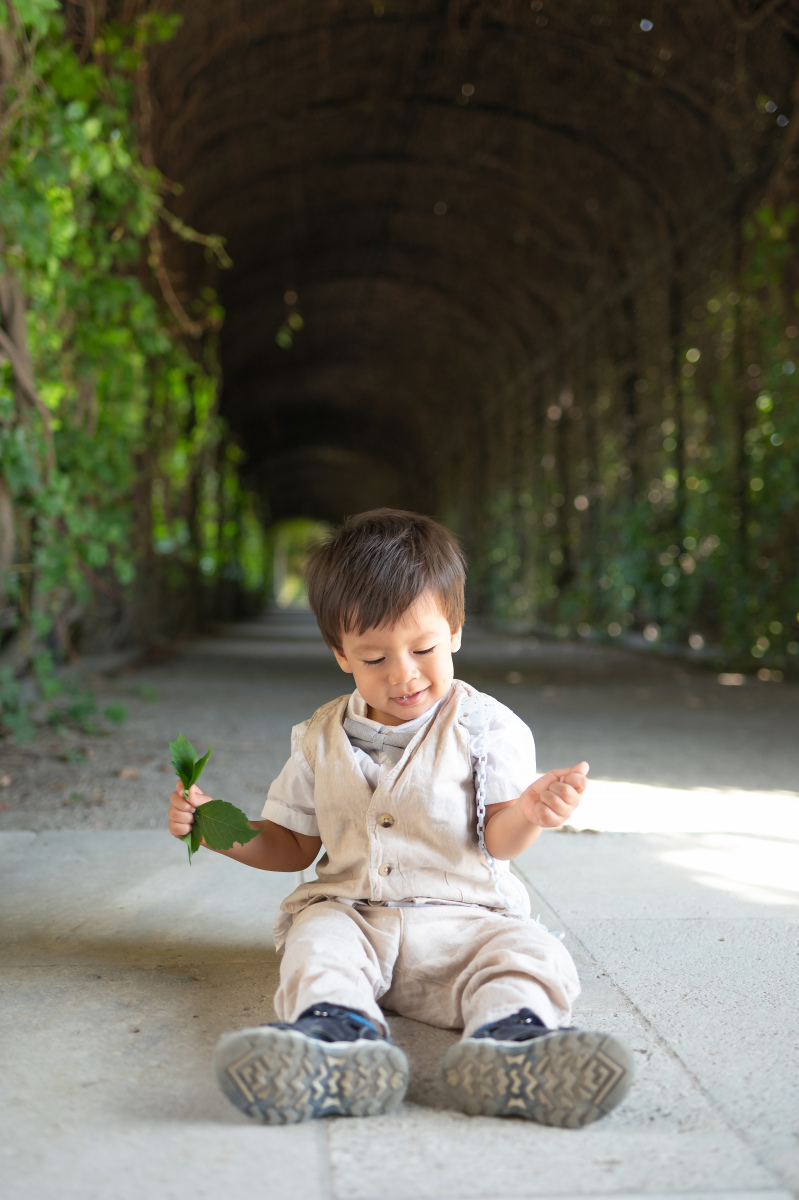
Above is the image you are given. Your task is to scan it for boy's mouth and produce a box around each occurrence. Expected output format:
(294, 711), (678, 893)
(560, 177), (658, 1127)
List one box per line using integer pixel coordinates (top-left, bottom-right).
(392, 688), (428, 706)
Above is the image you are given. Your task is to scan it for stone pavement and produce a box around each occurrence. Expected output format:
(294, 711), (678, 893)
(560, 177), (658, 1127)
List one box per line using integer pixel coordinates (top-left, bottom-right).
(1, 612), (798, 1200)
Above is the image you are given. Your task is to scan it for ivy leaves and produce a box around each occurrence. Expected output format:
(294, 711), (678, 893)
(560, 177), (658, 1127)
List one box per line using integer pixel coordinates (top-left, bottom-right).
(0, 4), (264, 746)
(11, 0), (59, 35)
(168, 733), (259, 864)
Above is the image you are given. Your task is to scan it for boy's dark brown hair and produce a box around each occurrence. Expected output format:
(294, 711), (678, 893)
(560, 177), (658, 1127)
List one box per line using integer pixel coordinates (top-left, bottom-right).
(305, 509), (466, 651)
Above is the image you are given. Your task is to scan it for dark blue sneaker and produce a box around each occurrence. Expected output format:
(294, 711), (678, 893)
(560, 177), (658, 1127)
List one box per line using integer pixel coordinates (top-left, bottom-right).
(443, 1008), (633, 1127)
(215, 1003), (409, 1124)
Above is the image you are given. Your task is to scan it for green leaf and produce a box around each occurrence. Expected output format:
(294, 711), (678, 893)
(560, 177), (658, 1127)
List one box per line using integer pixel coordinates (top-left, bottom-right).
(193, 800), (258, 852)
(179, 822), (203, 865)
(14, 0), (60, 35)
(189, 743), (212, 787)
(169, 734), (218, 862)
(168, 733), (211, 790)
(168, 732), (197, 790)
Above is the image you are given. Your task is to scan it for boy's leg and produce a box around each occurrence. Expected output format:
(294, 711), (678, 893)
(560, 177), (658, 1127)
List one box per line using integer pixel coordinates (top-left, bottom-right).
(381, 905), (579, 1033)
(385, 907), (632, 1127)
(459, 910), (580, 1036)
(214, 902), (409, 1123)
(274, 900), (399, 1033)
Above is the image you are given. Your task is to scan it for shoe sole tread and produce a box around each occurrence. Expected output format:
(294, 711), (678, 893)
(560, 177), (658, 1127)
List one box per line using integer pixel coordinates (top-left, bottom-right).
(214, 1026), (409, 1124)
(443, 1029), (633, 1128)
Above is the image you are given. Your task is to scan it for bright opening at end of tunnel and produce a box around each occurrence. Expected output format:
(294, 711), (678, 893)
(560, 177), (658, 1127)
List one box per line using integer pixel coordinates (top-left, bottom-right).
(270, 519), (331, 609)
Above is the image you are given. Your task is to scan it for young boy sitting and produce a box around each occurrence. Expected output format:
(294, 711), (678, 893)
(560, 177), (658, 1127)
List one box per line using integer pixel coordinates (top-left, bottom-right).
(168, 509), (632, 1128)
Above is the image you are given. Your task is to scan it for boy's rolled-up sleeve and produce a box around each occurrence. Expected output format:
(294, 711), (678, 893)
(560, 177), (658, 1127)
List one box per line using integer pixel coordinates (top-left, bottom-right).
(483, 703), (537, 804)
(261, 720), (320, 837)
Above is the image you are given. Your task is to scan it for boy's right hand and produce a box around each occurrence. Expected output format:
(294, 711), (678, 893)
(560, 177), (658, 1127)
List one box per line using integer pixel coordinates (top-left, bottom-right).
(167, 779), (213, 840)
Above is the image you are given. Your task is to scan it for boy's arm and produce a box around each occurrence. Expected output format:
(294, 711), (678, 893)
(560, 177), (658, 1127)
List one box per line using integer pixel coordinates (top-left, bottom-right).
(484, 762), (589, 860)
(168, 781), (322, 871)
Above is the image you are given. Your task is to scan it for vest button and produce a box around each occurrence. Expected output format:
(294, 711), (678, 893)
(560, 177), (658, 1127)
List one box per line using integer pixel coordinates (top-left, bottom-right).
(378, 863), (392, 876)
(378, 813), (395, 828)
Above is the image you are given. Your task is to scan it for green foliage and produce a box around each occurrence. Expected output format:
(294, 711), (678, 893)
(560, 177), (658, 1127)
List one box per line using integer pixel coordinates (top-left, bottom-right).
(183, 819), (202, 862)
(473, 204), (799, 674)
(170, 731), (211, 862)
(192, 800), (259, 854)
(103, 701), (127, 724)
(169, 732), (212, 791)
(0, 2), (269, 742)
(168, 733), (257, 863)
(0, 664), (35, 741)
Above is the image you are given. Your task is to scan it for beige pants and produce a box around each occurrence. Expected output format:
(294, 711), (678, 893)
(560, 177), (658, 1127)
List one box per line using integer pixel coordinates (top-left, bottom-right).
(273, 900), (581, 1038)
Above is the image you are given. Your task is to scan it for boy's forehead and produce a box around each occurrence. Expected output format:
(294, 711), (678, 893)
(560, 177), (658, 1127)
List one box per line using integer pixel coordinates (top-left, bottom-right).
(346, 592), (452, 643)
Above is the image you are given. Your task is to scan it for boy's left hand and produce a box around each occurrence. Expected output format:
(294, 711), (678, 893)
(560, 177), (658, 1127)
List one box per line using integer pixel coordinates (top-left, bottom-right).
(518, 762), (589, 829)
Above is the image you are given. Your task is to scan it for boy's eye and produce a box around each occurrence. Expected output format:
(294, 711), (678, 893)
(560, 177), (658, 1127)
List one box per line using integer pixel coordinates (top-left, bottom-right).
(414, 646), (435, 656)
(362, 657), (385, 667)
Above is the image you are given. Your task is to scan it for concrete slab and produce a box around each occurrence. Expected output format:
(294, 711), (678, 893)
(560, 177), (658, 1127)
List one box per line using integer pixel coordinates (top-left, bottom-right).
(514, 834), (799, 1197)
(515, 831), (799, 919)
(1, 830), (290, 965)
(326, 1109), (783, 1200)
(2, 829), (797, 1200)
(2, 618), (798, 1200)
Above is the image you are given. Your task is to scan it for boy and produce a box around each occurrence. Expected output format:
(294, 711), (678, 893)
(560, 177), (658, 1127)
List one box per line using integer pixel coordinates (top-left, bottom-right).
(168, 509), (632, 1127)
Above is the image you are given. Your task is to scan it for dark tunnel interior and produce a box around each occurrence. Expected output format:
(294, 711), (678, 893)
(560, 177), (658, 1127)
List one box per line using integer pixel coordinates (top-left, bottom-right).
(145, 1), (798, 534)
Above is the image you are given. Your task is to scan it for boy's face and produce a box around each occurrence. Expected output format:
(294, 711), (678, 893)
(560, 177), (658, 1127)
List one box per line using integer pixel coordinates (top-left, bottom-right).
(333, 591), (462, 727)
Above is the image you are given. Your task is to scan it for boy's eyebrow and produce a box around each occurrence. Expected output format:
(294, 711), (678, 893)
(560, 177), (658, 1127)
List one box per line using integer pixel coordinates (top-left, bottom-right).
(351, 628), (443, 651)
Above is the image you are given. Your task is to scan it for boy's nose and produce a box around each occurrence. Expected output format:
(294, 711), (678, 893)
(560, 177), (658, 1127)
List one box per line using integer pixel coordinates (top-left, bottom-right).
(388, 659), (419, 686)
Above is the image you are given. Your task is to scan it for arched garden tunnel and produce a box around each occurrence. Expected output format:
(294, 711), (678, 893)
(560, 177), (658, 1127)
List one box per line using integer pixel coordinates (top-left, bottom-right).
(140, 0), (799, 663)
(2, 0), (798, 684)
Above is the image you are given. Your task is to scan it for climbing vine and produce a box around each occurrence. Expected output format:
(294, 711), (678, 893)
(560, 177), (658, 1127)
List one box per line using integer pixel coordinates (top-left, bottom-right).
(0, 0), (267, 740)
(472, 204), (799, 676)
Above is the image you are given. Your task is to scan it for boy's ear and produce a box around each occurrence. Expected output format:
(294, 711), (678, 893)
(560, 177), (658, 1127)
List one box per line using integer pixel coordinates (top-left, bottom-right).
(333, 648), (354, 674)
(450, 626), (463, 653)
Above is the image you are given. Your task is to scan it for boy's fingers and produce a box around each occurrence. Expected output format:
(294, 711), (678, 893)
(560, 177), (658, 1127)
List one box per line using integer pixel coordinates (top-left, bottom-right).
(170, 791), (195, 812)
(559, 774), (587, 795)
(554, 762), (589, 780)
(546, 778), (578, 800)
(532, 769), (561, 792)
(533, 764), (588, 790)
(168, 810), (193, 829)
(536, 805), (566, 827)
(541, 792), (573, 817)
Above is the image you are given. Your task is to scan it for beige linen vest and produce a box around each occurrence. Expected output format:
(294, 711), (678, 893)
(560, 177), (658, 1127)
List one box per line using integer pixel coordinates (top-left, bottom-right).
(279, 680), (528, 918)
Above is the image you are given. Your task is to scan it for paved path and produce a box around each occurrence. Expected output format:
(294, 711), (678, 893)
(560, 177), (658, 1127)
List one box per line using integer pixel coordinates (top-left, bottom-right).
(2, 612), (798, 1200)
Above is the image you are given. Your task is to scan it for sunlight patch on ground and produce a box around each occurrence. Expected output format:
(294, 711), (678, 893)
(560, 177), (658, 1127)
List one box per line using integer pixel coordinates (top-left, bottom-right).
(660, 836), (799, 906)
(570, 780), (799, 838)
